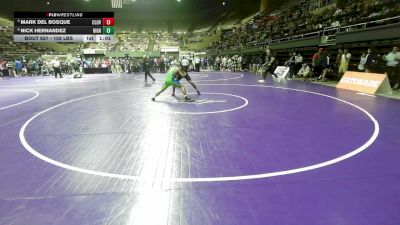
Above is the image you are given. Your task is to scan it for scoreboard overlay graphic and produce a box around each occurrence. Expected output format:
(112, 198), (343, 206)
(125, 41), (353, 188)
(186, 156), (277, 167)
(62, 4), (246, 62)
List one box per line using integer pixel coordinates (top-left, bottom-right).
(13, 12), (115, 42)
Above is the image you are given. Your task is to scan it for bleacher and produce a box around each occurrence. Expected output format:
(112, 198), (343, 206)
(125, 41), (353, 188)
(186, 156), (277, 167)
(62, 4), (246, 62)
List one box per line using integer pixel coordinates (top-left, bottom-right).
(152, 33), (180, 51)
(0, 25), (50, 60)
(204, 0), (400, 53)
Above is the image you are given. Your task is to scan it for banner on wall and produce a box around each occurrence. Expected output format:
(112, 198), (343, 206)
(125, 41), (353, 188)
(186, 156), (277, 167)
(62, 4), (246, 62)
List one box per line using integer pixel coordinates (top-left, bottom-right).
(160, 47), (179, 53)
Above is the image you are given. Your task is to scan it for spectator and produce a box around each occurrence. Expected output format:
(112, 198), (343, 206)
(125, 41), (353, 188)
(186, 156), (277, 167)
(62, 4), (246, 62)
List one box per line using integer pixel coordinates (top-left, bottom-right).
(319, 51), (333, 81)
(15, 59), (22, 76)
(286, 52), (296, 79)
(170, 56), (178, 67)
(295, 53), (303, 76)
(358, 52), (367, 71)
(143, 56), (155, 82)
(364, 48), (380, 73)
(7, 60), (15, 77)
(237, 55), (243, 72)
(221, 56), (228, 72)
(297, 63), (311, 81)
(312, 48), (324, 78)
(338, 49), (351, 79)
(215, 56), (221, 71)
(331, 20), (341, 27)
(333, 7), (343, 17)
(258, 50), (277, 83)
(383, 46), (400, 89)
(194, 57), (201, 72)
(335, 49), (343, 70)
(0, 60), (7, 77)
(51, 57), (62, 79)
(160, 56), (166, 73)
(181, 57), (190, 73)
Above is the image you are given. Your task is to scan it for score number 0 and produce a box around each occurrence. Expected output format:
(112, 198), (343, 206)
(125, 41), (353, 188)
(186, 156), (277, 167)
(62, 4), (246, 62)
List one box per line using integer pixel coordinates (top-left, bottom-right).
(102, 18), (115, 26)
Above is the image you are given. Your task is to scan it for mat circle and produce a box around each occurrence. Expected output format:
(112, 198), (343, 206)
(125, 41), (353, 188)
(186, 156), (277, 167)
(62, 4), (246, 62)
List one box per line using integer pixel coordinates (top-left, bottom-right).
(19, 84), (379, 182)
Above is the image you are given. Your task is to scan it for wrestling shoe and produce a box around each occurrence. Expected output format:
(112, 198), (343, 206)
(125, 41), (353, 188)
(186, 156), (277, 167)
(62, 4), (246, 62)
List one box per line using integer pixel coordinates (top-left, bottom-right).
(151, 97), (155, 101)
(258, 79), (265, 83)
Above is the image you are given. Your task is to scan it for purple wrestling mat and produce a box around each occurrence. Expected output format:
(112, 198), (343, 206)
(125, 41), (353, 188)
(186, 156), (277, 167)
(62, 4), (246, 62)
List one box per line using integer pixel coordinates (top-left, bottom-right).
(0, 72), (399, 225)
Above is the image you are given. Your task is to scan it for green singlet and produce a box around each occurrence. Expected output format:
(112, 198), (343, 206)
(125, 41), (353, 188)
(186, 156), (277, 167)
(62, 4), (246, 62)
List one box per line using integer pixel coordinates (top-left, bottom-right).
(164, 67), (181, 87)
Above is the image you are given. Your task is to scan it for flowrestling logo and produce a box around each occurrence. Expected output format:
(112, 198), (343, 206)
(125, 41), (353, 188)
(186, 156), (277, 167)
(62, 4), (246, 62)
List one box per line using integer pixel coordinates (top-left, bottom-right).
(46, 13), (83, 17)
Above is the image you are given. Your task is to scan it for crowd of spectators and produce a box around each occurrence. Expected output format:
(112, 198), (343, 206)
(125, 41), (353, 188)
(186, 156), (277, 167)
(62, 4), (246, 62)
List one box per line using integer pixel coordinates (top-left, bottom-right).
(283, 46), (398, 89)
(185, 31), (214, 45)
(0, 25), (52, 59)
(153, 33), (181, 51)
(117, 33), (149, 51)
(83, 32), (183, 52)
(0, 56), (83, 78)
(208, 0), (400, 52)
(0, 54), (214, 79)
(0, 24), (84, 78)
(198, 0), (400, 90)
(1, 0), (399, 88)
(207, 43), (400, 90)
(84, 33), (149, 52)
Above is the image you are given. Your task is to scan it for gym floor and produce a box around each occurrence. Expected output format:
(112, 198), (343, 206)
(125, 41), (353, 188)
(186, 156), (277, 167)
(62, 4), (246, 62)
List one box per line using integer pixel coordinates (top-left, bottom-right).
(0, 72), (399, 225)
